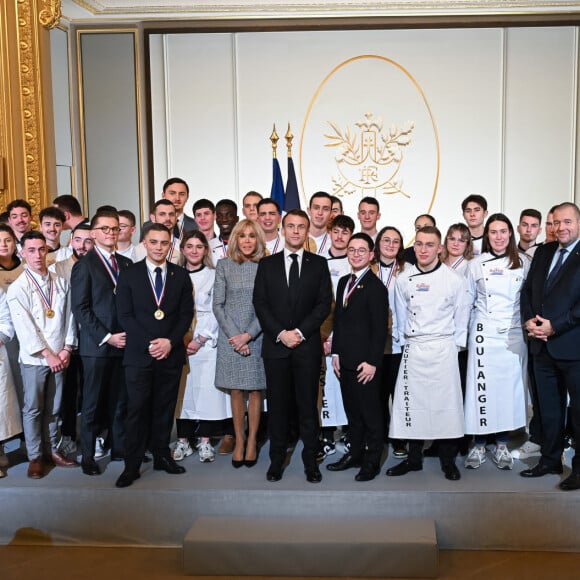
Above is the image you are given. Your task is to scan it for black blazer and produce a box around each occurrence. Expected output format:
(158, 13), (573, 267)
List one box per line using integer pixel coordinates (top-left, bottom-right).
(332, 269), (389, 370)
(253, 250), (332, 360)
(71, 249), (133, 358)
(521, 241), (580, 360)
(116, 260), (194, 367)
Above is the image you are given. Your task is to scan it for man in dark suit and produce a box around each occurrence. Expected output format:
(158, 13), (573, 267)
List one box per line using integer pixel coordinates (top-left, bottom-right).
(140, 177), (197, 240)
(115, 223), (193, 488)
(327, 233), (389, 481)
(520, 202), (580, 490)
(71, 210), (133, 476)
(253, 209), (332, 483)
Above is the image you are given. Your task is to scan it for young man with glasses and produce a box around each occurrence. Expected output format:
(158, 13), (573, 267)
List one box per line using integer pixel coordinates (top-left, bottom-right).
(71, 210), (133, 475)
(327, 233), (389, 482)
(116, 210), (137, 262)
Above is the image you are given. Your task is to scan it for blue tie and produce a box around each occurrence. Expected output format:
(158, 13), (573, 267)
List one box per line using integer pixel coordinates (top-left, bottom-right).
(545, 248), (566, 293)
(154, 266), (163, 300)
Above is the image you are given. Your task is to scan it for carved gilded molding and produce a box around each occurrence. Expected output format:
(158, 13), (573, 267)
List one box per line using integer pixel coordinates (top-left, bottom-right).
(40, 0), (62, 30)
(8, 0), (55, 214)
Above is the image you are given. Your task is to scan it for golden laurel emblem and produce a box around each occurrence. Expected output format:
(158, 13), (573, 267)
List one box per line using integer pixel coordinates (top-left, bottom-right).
(325, 112), (414, 198)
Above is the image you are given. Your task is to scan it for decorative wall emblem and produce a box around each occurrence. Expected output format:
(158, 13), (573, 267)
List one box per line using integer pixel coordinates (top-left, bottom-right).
(300, 55), (439, 225)
(325, 112), (414, 198)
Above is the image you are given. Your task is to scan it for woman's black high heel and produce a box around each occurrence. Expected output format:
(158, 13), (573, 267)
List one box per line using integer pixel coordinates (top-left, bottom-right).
(244, 445), (259, 468)
(232, 445), (245, 468)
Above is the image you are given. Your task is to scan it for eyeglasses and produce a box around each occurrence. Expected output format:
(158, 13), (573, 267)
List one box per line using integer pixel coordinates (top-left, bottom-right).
(347, 247), (369, 255)
(380, 237), (401, 246)
(92, 226), (121, 234)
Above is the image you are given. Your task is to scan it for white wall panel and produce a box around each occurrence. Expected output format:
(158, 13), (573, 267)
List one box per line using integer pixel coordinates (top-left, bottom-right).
(157, 33), (237, 213)
(504, 27), (577, 229)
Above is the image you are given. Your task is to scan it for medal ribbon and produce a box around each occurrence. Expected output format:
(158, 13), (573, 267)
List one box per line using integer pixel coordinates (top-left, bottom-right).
(451, 256), (465, 270)
(379, 262), (396, 289)
(343, 267), (369, 306)
(167, 240), (176, 263)
(94, 247), (119, 286)
(272, 236), (280, 254)
(25, 269), (54, 312)
(317, 233), (329, 256)
(147, 266), (167, 309)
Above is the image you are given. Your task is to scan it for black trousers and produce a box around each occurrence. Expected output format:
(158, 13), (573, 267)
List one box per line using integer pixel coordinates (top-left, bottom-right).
(340, 367), (384, 467)
(264, 353), (321, 470)
(408, 439), (459, 466)
(124, 361), (182, 470)
(80, 356), (126, 459)
(380, 353), (402, 442)
(533, 346), (580, 472)
(60, 353), (83, 439)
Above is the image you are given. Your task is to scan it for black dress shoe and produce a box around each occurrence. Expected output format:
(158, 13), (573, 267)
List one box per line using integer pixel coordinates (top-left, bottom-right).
(115, 469), (140, 488)
(520, 463), (563, 478)
(559, 473), (580, 491)
(355, 464), (380, 482)
(305, 466), (322, 483)
(326, 453), (361, 472)
(81, 459), (100, 476)
(266, 466), (283, 482)
(441, 462), (461, 481)
(153, 456), (186, 474)
(386, 460), (422, 477)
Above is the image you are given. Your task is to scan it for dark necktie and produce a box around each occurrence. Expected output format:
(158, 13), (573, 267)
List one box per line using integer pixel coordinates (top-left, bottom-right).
(173, 224), (180, 239)
(154, 266), (163, 300)
(110, 253), (119, 276)
(289, 254), (299, 304)
(545, 248), (567, 293)
(347, 273), (357, 293)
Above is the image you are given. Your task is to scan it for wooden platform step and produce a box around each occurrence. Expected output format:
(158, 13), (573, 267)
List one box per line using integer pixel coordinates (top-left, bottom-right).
(183, 515), (438, 578)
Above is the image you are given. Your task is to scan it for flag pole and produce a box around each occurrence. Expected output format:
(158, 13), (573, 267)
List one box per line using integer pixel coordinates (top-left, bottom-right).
(270, 125), (279, 159)
(284, 123), (301, 212)
(269, 124), (285, 209)
(285, 123), (293, 158)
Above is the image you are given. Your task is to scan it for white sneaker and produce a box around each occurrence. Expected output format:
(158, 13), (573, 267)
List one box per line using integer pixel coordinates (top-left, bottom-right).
(0, 444), (8, 468)
(198, 441), (215, 463)
(464, 445), (486, 469)
(511, 440), (541, 460)
(94, 436), (106, 458)
(492, 445), (514, 470)
(172, 440), (193, 462)
(58, 436), (77, 456)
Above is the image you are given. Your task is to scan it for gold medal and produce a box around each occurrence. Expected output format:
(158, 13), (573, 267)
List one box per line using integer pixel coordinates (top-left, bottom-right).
(46, 308), (55, 318)
(154, 309), (165, 320)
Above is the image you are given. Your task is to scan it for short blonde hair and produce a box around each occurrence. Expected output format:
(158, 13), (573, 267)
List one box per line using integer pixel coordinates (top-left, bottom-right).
(227, 218), (266, 263)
